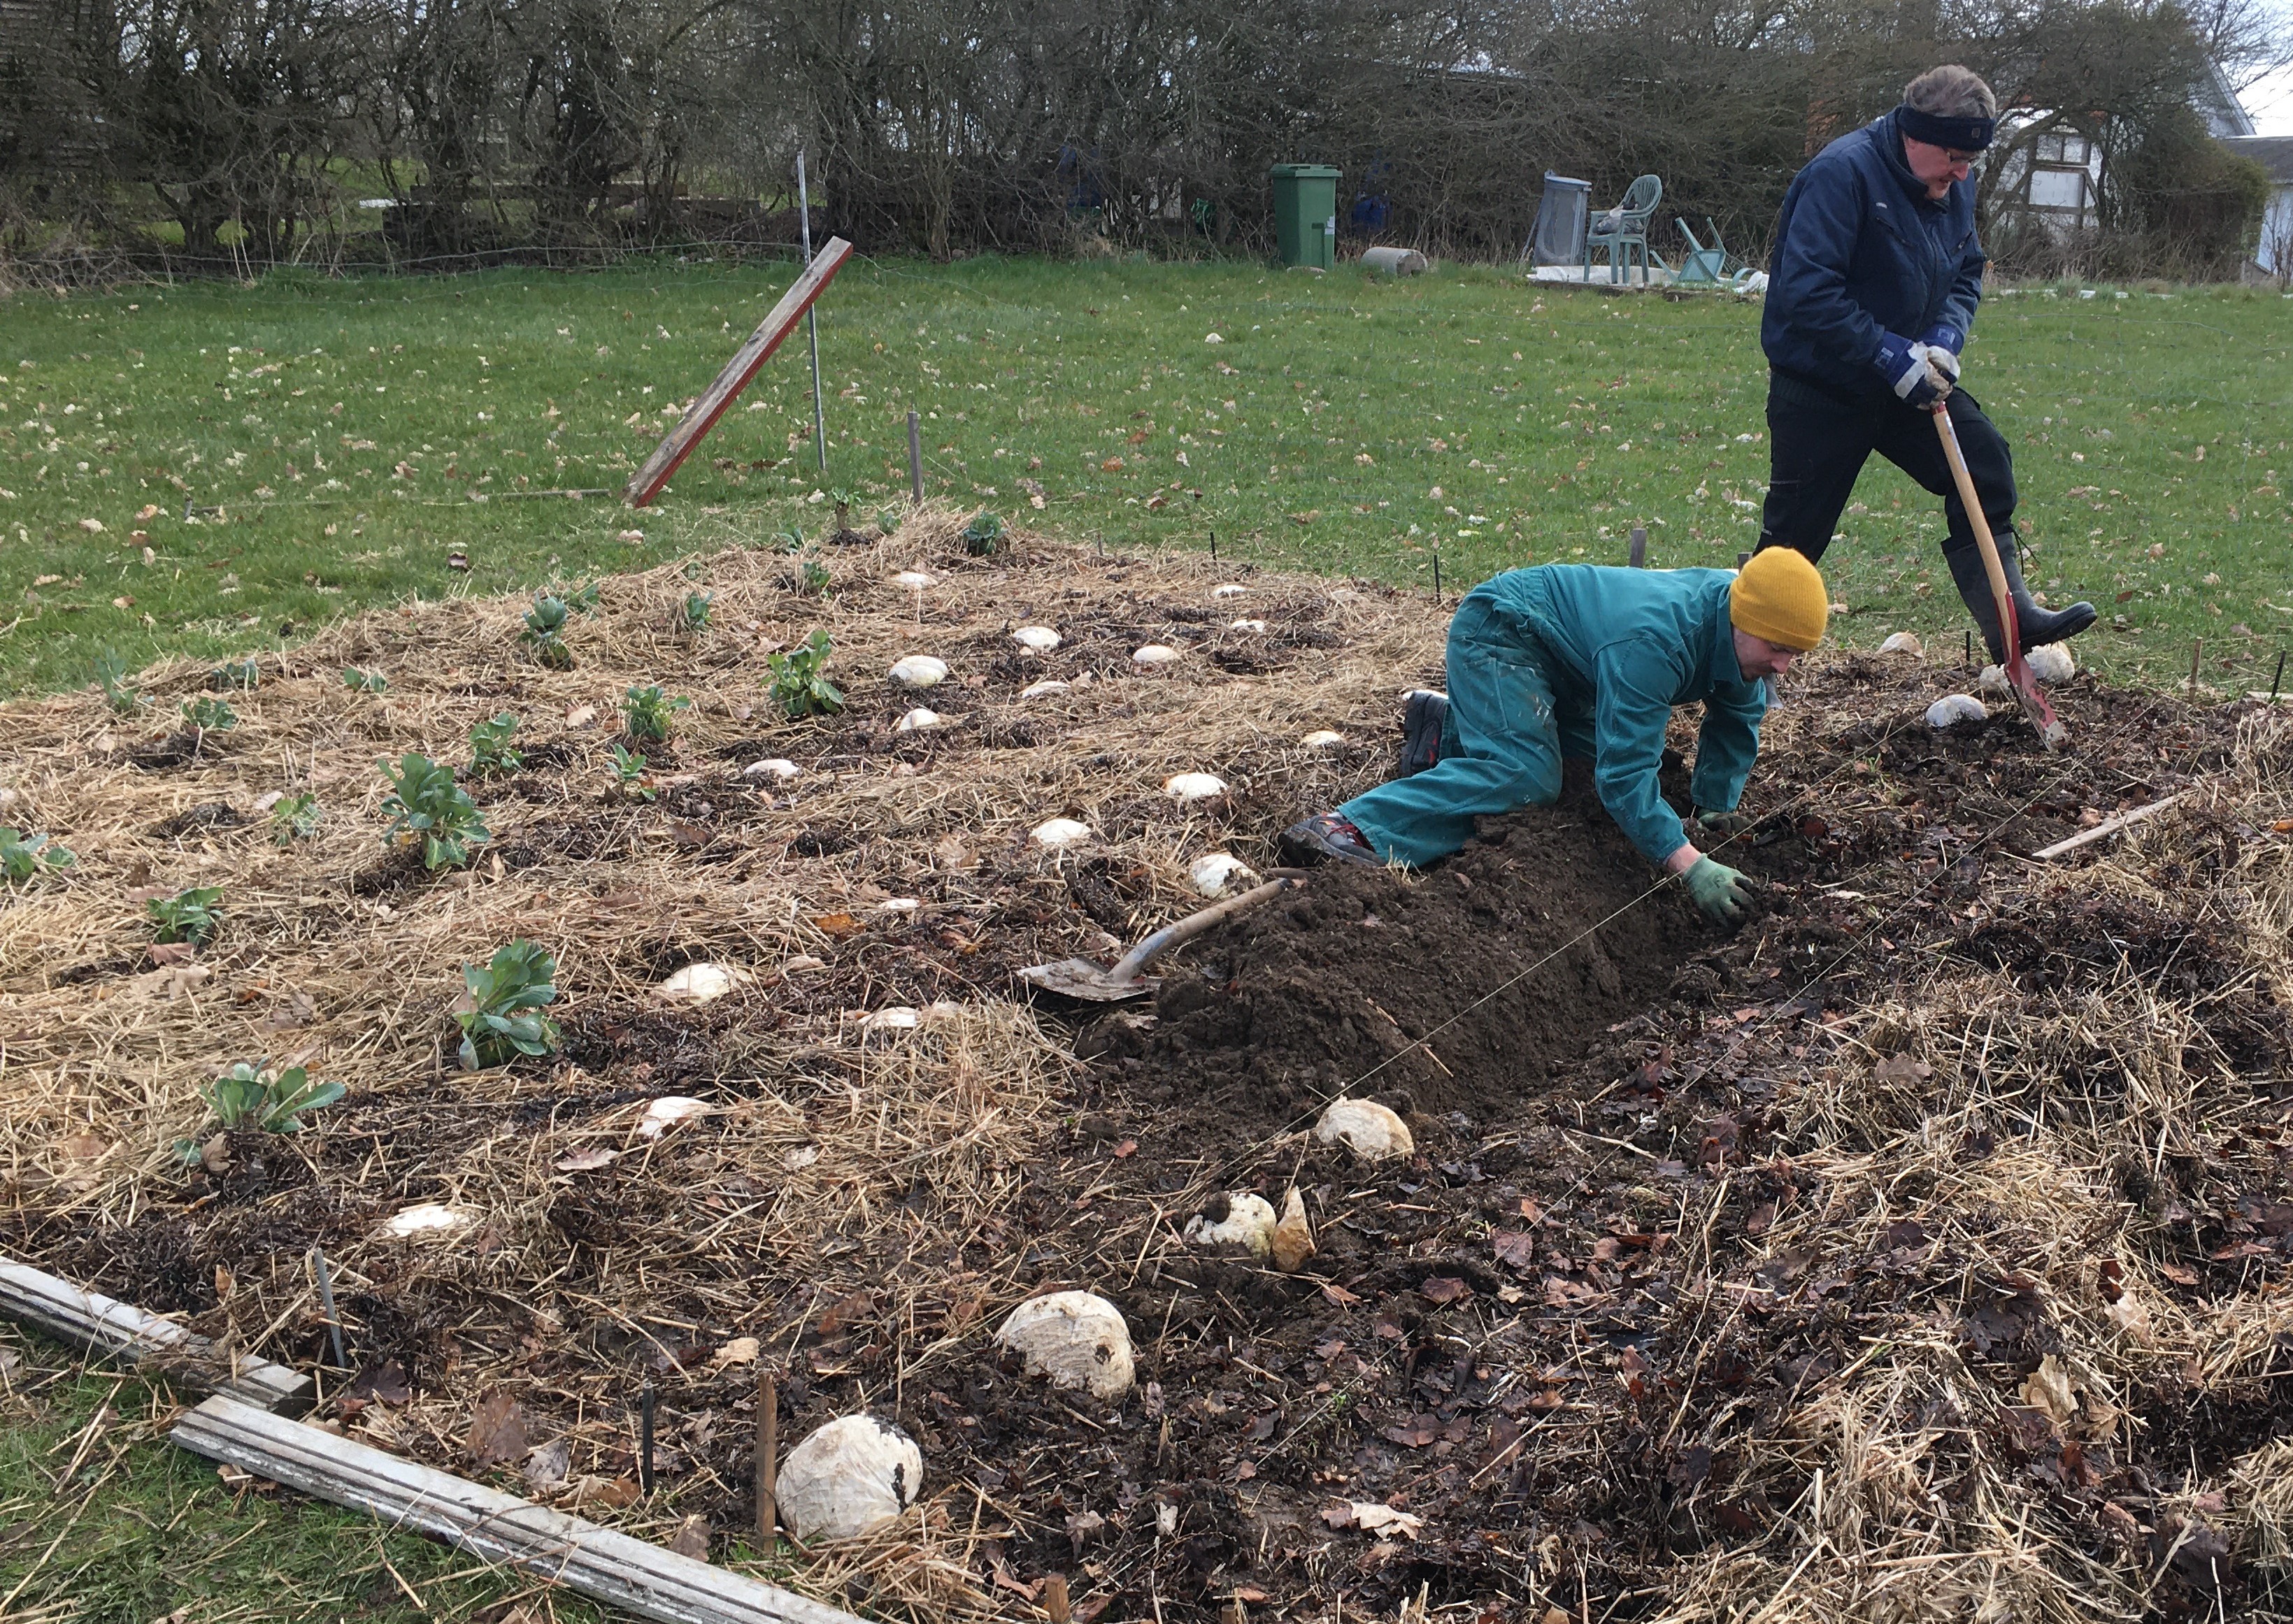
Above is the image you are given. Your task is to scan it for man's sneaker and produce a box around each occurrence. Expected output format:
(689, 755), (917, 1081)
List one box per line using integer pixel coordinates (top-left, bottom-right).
(1279, 813), (1383, 869)
(1399, 689), (1449, 777)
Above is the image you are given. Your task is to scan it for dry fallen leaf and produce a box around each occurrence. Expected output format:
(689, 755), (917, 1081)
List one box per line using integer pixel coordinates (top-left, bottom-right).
(809, 912), (862, 938)
(565, 703), (598, 727)
(668, 1515), (711, 1560)
(522, 1437), (571, 1490)
(467, 1389), (529, 1469)
(1328, 1501), (1424, 1539)
(708, 1335), (759, 1369)
(2022, 1353), (2080, 1426)
(553, 1147), (618, 1172)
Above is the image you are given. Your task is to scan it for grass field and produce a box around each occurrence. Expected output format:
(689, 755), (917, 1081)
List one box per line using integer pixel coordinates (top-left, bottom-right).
(0, 1330), (610, 1623)
(3, 257), (2290, 698)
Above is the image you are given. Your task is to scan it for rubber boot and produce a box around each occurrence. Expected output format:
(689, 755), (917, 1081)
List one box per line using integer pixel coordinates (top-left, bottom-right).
(1943, 538), (2096, 663)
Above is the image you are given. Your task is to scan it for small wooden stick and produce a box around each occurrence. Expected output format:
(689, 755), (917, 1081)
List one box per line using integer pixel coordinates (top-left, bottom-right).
(757, 1371), (779, 1545)
(2031, 791), (2190, 859)
(2190, 637), (2203, 695)
(1043, 1573), (1071, 1624)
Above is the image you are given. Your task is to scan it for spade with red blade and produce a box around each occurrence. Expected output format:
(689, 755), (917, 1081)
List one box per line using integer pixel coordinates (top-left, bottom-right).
(1932, 406), (2069, 752)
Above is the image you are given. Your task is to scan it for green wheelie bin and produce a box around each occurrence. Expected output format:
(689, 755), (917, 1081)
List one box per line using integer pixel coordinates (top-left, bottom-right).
(1269, 164), (1340, 270)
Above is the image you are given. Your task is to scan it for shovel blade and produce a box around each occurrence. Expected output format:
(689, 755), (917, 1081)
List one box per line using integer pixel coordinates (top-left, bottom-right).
(2003, 654), (2070, 752)
(1017, 958), (1160, 1003)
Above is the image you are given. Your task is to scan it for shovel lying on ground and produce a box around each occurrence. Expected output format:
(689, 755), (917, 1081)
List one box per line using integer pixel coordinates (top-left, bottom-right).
(1020, 877), (1299, 1002)
(1932, 405), (2069, 752)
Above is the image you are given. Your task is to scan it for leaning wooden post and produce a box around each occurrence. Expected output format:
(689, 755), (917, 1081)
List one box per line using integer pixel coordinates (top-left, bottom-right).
(624, 237), (854, 508)
(1043, 1573), (1071, 1624)
(756, 1370), (779, 1546)
(907, 410), (924, 505)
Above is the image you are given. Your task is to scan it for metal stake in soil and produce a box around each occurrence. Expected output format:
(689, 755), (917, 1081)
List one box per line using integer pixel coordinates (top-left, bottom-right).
(2273, 649), (2286, 701)
(1629, 525), (1647, 568)
(1208, 529), (1216, 561)
(639, 1381), (657, 1495)
(797, 150), (828, 475)
(1432, 551), (1441, 602)
(310, 1246), (346, 1371)
(906, 410), (923, 505)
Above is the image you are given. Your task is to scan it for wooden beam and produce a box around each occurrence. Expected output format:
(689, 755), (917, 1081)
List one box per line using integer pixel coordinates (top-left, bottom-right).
(0, 1257), (311, 1415)
(624, 238), (855, 509)
(2031, 791), (2190, 860)
(173, 1396), (864, 1624)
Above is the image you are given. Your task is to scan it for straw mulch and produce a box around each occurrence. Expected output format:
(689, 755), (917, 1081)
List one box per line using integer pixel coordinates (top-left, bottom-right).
(2, 508), (2290, 1623)
(0, 505), (1438, 1615)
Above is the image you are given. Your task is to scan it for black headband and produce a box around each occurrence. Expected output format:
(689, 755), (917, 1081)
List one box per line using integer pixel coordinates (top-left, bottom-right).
(1897, 103), (1996, 152)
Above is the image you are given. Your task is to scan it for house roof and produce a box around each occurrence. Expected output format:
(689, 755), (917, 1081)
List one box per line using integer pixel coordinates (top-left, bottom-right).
(2222, 136), (2293, 183)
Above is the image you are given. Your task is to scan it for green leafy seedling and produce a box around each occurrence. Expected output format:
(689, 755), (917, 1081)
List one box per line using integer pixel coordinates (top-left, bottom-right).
(269, 791), (322, 845)
(770, 522), (804, 555)
(620, 684), (690, 742)
(962, 511), (1006, 556)
(797, 552), (832, 595)
(0, 827), (75, 881)
(378, 752), (490, 870)
(201, 1061), (345, 1135)
(677, 591), (714, 633)
(873, 508), (901, 535)
(209, 657), (261, 692)
(522, 594), (575, 669)
(557, 579), (601, 615)
(182, 696), (238, 733)
(766, 629), (845, 719)
(94, 649), (144, 714)
(469, 712), (522, 775)
(343, 666), (390, 694)
(149, 885), (224, 945)
(457, 939), (561, 1069)
(827, 486), (859, 527)
(608, 742), (657, 800)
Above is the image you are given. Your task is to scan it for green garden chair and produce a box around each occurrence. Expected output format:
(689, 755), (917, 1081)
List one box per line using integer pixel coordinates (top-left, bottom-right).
(1583, 175), (1662, 285)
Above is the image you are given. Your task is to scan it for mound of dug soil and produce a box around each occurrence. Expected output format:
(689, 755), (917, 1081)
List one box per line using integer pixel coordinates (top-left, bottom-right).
(1121, 786), (1708, 1127)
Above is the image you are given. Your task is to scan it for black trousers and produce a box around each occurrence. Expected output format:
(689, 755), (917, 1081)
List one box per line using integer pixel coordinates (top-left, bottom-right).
(1755, 371), (2018, 566)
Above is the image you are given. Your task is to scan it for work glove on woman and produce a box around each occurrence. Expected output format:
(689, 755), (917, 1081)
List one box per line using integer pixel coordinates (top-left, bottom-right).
(1683, 856), (1757, 924)
(1876, 332), (1950, 407)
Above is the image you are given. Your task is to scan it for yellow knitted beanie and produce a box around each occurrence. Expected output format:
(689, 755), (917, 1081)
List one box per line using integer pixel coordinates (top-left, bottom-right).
(1729, 548), (1829, 652)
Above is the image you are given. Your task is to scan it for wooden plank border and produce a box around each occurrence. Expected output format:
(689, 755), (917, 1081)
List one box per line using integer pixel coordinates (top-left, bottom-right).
(173, 1396), (864, 1624)
(624, 238), (855, 509)
(0, 1256), (312, 1414)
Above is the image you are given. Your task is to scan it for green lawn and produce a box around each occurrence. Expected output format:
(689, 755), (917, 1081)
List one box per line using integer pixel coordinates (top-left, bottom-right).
(2, 257), (2290, 697)
(0, 1330), (610, 1622)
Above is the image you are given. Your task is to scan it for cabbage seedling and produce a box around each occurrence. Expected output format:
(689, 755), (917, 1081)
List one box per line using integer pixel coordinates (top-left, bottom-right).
(149, 885), (224, 945)
(620, 684), (690, 742)
(199, 1061), (345, 1136)
(343, 666), (390, 694)
(182, 696), (237, 733)
(767, 630), (844, 719)
(608, 742), (657, 800)
(209, 657), (261, 692)
(93, 649), (143, 713)
(522, 594), (575, 669)
(556, 579), (601, 615)
(469, 712), (522, 775)
(269, 791), (322, 845)
(378, 752), (490, 870)
(770, 522), (804, 555)
(677, 591), (714, 633)
(0, 827), (74, 881)
(457, 939), (562, 1069)
(962, 511), (1006, 556)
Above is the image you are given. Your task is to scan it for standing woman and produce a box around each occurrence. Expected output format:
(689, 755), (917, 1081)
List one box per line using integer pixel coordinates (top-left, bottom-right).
(1755, 64), (2095, 661)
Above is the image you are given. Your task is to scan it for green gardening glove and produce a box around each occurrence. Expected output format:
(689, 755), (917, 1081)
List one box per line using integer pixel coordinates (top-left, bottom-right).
(1683, 856), (1756, 924)
(1694, 806), (1755, 836)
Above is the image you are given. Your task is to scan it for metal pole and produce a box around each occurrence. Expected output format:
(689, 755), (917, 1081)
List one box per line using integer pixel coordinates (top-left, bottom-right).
(2272, 649), (2285, 701)
(756, 1371), (778, 1544)
(1628, 526), (1646, 568)
(797, 150), (827, 475)
(907, 410), (923, 505)
(639, 1382), (657, 1495)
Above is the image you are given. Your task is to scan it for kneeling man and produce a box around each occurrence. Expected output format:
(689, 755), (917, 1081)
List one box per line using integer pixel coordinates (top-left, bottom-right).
(1280, 549), (1827, 923)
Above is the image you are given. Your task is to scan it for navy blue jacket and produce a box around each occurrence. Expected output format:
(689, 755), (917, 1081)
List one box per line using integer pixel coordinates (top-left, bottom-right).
(1761, 111), (1986, 400)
